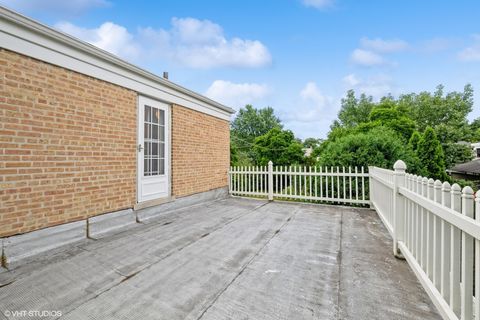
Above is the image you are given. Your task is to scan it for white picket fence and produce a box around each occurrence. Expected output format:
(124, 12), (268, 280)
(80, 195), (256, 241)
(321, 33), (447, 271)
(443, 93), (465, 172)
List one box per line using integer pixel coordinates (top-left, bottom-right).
(370, 160), (480, 320)
(229, 161), (369, 205)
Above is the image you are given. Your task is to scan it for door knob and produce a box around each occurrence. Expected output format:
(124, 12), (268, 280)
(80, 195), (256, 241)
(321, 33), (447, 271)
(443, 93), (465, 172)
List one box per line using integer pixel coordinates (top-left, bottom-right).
(138, 144), (144, 152)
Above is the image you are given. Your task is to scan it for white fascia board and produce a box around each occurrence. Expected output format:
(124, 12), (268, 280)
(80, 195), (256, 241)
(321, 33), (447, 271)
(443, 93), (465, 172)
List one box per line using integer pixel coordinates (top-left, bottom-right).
(0, 7), (234, 121)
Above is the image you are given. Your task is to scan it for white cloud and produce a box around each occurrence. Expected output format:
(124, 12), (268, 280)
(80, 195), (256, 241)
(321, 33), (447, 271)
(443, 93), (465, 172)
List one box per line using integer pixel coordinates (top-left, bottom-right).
(56, 22), (140, 60)
(458, 34), (480, 62)
(342, 73), (361, 87)
(55, 17), (271, 69)
(282, 82), (335, 123)
(350, 49), (386, 66)
(342, 73), (394, 99)
(300, 82), (328, 108)
(205, 80), (270, 109)
(350, 37), (408, 67)
(1, 0), (109, 15)
(281, 82), (338, 139)
(421, 37), (453, 53)
(360, 37), (409, 53)
(302, 0), (335, 9)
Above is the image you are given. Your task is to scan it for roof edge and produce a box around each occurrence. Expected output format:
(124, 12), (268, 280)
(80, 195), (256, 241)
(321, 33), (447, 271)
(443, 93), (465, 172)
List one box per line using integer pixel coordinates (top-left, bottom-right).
(0, 6), (235, 115)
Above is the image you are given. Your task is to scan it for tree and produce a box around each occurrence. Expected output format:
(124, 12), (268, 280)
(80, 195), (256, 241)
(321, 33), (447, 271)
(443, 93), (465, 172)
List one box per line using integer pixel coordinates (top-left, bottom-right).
(317, 126), (425, 174)
(416, 127), (447, 181)
(323, 84), (475, 179)
(409, 131), (421, 152)
(230, 139), (253, 166)
(369, 107), (416, 141)
(335, 90), (374, 128)
(303, 138), (322, 148)
(252, 128), (305, 166)
(442, 143), (473, 169)
(469, 117), (480, 141)
(231, 105), (282, 146)
(399, 84), (473, 143)
(231, 105), (283, 162)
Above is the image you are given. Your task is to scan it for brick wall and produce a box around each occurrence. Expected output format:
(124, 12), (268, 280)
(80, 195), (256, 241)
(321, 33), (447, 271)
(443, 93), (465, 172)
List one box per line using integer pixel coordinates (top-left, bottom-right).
(171, 104), (230, 197)
(0, 49), (230, 238)
(0, 49), (137, 237)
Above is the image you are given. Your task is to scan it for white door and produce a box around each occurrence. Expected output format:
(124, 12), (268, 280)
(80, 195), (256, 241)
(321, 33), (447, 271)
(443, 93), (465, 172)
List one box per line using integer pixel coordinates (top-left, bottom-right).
(137, 96), (170, 202)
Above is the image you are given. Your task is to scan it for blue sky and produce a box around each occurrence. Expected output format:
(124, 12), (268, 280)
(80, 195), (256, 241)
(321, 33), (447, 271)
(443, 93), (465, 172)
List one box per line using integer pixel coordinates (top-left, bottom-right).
(2, 0), (480, 139)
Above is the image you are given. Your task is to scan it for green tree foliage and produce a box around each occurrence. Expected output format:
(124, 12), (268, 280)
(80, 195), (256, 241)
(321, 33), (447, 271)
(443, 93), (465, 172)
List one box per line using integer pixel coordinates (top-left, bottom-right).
(252, 128), (305, 166)
(442, 143), (473, 169)
(317, 127), (424, 173)
(303, 137), (322, 148)
(333, 90), (374, 129)
(326, 85), (475, 172)
(416, 127), (447, 181)
(409, 131), (421, 152)
(469, 117), (480, 141)
(399, 84), (473, 143)
(369, 107), (416, 141)
(230, 139), (252, 166)
(230, 105), (283, 165)
(231, 105), (282, 147)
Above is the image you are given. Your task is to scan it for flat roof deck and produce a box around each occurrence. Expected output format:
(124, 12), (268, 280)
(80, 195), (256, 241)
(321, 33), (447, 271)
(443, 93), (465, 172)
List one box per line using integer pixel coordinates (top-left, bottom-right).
(0, 198), (440, 319)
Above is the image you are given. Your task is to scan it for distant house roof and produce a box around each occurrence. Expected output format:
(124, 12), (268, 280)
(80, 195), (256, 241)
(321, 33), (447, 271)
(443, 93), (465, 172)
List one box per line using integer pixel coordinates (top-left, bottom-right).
(449, 159), (480, 176)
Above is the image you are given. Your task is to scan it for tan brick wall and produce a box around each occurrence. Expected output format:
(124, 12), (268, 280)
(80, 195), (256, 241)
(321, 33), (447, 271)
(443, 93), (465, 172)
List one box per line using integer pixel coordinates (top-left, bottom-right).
(0, 49), (230, 237)
(171, 104), (230, 197)
(0, 49), (137, 237)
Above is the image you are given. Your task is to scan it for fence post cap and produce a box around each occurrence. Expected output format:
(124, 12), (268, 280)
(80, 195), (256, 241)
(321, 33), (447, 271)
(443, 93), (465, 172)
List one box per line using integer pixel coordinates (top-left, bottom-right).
(422, 177), (429, 184)
(434, 180), (442, 188)
(462, 186), (474, 198)
(428, 178), (435, 185)
(268, 161), (273, 165)
(393, 160), (407, 171)
(442, 181), (451, 190)
(451, 183), (461, 192)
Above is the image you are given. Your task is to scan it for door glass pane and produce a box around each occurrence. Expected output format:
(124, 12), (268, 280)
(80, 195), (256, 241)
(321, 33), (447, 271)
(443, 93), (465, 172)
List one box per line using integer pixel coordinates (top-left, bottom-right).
(145, 142), (150, 156)
(152, 142), (158, 156)
(144, 159), (150, 176)
(144, 123), (150, 139)
(159, 126), (165, 142)
(159, 143), (165, 158)
(159, 110), (165, 125)
(152, 158), (158, 175)
(144, 106), (151, 122)
(159, 159), (165, 175)
(152, 108), (159, 124)
(143, 105), (166, 177)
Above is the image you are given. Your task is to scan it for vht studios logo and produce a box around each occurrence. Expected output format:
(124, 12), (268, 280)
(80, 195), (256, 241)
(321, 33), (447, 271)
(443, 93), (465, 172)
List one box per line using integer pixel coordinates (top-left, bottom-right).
(3, 310), (62, 318)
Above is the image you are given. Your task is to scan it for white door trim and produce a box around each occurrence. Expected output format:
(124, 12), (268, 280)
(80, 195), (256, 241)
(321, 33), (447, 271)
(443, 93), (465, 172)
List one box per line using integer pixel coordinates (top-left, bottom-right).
(137, 95), (171, 203)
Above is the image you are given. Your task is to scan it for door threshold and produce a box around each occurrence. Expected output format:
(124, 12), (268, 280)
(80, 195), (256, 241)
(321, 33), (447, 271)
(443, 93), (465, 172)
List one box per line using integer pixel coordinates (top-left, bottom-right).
(135, 196), (175, 210)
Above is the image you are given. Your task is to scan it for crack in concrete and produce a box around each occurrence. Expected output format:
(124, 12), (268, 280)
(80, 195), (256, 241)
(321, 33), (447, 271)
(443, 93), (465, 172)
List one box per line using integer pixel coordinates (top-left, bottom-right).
(196, 205), (300, 320)
(335, 209), (344, 320)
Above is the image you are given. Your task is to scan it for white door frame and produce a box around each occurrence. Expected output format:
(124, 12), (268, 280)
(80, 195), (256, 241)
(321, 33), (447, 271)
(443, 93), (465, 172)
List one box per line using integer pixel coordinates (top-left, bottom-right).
(137, 95), (171, 203)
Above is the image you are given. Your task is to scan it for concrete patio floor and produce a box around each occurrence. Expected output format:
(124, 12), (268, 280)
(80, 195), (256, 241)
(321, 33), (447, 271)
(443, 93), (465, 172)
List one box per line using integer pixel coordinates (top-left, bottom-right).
(0, 197), (440, 319)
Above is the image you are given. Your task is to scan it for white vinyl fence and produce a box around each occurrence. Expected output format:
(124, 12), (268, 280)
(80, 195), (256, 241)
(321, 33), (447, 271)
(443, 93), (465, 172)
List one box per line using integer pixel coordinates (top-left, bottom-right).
(370, 160), (480, 320)
(229, 161), (369, 205)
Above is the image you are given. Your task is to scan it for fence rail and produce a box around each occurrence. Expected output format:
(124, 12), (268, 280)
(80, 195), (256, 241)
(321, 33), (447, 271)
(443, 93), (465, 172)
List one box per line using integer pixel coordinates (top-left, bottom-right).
(229, 161), (369, 205)
(230, 159), (480, 319)
(370, 160), (480, 320)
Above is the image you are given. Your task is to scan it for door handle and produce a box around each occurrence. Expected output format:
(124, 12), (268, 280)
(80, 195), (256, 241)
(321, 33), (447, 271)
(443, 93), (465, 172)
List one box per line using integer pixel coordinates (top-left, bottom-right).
(138, 144), (144, 152)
